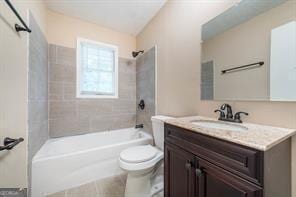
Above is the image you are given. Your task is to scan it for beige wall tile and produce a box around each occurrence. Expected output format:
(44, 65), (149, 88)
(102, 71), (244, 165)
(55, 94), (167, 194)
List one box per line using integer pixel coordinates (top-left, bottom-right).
(49, 44), (57, 64)
(119, 72), (136, 87)
(119, 85), (136, 101)
(49, 45), (136, 137)
(49, 116), (90, 137)
(56, 45), (76, 67)
(78, 100), (113, 117)
(136, 47), (156, 133)
(112, 100), (136, 113)
(29, 101), (48, 123)
(28, 121), (48, 162)
(49, 101), (77, 119)
(110, 114), (136, 130)
(49, 82), (63, 101)
(119, 58), (136, 74)
(90, 115), (115, 132)
(28, 13), (49, 192)
(49, 64), (76, 83)
(63, 83), (76, 100)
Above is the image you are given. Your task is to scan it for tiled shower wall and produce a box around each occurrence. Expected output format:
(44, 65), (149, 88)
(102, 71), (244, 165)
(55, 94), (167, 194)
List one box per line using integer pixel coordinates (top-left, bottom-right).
(48, 44), (136, 137)
(136, 47), (156, 133)
(28, 13), (49, 188)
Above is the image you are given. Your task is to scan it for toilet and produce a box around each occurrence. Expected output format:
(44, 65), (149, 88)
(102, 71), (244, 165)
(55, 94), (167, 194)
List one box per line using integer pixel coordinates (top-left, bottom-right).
(119, 115), (173, 197)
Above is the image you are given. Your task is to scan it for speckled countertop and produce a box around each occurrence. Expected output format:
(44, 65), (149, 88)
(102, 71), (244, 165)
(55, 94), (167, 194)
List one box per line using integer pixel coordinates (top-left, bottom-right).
(165, 116), (296, 151)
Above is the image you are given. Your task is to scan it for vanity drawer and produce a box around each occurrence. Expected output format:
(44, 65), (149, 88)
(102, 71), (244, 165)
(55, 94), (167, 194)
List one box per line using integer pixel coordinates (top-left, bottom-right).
(164, 123), (264, 186)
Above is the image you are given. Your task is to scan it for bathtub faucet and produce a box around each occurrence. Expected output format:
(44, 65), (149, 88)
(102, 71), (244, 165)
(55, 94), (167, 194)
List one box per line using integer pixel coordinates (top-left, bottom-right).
(135, 124), (144, 129)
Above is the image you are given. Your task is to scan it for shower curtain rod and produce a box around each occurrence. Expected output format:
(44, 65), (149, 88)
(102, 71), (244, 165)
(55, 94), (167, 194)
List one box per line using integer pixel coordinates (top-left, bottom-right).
(4, 0), (32, 33)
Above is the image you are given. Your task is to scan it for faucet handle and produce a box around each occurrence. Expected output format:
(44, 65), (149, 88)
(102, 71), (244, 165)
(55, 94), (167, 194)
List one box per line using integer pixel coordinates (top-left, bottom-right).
(220, 103), (230, 110)
(234, 112), (248, 123)
(214, 109), (225, 119)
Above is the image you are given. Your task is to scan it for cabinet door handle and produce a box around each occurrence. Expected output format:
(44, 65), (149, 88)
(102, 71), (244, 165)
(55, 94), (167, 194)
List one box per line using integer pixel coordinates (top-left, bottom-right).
(195, 168), (203, 177)
(185, 160), (192, 169)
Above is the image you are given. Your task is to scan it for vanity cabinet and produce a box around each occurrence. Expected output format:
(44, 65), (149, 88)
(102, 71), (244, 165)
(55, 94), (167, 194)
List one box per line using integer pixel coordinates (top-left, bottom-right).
(197, 159), (262, 197)
(164, 123), (291, 197)
(165, 143), (195, 197)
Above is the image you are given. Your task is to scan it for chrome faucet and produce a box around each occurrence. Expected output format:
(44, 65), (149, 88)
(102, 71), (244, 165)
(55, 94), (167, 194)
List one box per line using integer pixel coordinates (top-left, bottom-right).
(214, 104), (248, 123)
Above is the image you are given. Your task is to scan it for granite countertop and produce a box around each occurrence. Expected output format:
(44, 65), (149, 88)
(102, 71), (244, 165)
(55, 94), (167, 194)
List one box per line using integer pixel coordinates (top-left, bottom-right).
(165, 116), (296, 151)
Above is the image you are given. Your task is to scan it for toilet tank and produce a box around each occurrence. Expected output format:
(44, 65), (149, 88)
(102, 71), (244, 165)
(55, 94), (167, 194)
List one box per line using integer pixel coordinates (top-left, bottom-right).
(151, 116), (174, 151)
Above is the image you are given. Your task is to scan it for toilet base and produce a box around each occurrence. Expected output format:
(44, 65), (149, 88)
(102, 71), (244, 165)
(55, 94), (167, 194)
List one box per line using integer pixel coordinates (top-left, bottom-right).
(125, 169), (153, 197)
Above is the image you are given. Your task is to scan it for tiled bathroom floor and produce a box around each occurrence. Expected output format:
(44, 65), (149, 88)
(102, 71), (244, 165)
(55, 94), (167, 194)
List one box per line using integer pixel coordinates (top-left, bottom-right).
(47, 174), (127, 197)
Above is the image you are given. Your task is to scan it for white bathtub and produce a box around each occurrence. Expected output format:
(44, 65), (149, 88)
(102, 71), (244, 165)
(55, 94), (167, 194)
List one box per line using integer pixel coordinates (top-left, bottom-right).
(31, 128), (152, 197)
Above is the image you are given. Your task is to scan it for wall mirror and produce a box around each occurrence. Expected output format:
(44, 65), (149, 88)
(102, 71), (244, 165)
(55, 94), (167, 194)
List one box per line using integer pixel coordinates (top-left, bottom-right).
(201, 0), (296, 101)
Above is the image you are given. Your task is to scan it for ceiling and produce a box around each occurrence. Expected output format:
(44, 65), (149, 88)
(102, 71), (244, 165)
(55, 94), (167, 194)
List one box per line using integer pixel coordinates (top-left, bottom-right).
(45, 0), (167, 36)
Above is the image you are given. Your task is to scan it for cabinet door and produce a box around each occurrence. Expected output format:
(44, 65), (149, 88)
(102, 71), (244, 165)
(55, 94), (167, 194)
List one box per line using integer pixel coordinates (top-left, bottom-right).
(197, 159), (263, 197)
(165, 143), (195, 197)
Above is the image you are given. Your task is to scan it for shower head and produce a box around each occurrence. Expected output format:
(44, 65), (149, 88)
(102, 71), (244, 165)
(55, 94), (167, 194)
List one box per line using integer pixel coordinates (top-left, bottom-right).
(132, 50), (144, 58)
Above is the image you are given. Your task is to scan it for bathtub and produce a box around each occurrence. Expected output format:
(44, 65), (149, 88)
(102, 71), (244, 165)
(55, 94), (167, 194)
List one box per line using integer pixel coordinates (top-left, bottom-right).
(31, 128), (152, 197)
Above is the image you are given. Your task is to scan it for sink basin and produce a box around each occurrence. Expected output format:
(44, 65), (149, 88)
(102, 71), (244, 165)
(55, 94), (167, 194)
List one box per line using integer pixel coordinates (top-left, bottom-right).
(190, 120), (248, 132)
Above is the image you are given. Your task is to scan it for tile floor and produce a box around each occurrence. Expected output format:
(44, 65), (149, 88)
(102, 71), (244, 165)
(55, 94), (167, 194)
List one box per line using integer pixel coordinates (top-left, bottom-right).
(47, 174), (126, 197)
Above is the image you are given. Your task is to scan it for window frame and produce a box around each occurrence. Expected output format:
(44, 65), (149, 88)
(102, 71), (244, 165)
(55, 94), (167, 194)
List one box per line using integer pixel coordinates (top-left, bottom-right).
(76, 37), (119, 99)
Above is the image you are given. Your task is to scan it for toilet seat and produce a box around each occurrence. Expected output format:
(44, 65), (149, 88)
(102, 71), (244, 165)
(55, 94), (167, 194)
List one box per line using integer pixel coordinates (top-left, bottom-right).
(120, 145), (157, 163)
(119, 145), (163, 172)
(120, 116), (172, 197)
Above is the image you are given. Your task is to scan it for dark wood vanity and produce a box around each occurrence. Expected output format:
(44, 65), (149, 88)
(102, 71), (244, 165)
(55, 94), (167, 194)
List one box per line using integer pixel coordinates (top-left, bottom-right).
(164, 123), (291, 197)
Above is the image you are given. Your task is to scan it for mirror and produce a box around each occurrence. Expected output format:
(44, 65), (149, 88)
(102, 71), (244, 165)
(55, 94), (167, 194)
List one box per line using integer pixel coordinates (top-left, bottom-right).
(201, 0), (296, 101)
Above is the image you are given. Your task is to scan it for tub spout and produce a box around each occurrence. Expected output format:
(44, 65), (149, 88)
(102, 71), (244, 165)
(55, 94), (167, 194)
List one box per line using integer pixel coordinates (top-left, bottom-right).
(135, 124), (144, 129)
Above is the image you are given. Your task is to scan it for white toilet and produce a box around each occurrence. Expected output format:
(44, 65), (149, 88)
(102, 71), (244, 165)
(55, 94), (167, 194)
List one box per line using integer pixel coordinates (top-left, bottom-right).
(119, 115), (173, 197)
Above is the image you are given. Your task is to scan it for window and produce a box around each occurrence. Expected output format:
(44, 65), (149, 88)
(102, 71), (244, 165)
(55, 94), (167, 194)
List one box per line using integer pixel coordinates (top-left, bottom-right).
(77, 38), (118, 98)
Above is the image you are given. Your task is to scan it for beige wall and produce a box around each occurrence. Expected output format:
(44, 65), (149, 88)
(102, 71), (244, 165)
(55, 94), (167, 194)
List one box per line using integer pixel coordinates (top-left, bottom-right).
(23, 0), (48, 37)
(137, 0), (236, 116)
(202, 1), (296, 101)
(0, 0), (47, 188)
(137, 0), (296, 196)
(47, 10), (136, 59)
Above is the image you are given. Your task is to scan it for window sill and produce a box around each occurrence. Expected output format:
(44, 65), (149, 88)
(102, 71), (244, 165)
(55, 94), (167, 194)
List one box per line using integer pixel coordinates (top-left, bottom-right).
(76, 94), (118, 99)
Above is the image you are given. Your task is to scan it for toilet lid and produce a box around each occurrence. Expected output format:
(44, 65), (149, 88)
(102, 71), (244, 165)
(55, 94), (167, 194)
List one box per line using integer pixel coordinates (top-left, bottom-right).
(120, 145), (157, 163)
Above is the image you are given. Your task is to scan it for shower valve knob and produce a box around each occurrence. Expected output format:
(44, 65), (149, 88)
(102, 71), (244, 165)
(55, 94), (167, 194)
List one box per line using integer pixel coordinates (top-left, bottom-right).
(138, 100), (145, 110)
